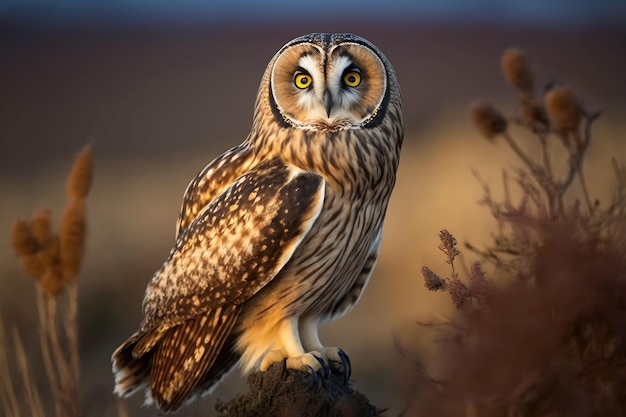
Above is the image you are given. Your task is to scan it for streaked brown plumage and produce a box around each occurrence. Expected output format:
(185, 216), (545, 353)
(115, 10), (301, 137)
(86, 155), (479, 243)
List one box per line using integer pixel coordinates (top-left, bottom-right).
(112, 33), (403, 412)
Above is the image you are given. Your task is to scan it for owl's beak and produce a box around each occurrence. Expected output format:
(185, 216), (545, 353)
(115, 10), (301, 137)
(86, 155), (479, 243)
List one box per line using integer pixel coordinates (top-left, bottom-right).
(324, 89), (334, 118)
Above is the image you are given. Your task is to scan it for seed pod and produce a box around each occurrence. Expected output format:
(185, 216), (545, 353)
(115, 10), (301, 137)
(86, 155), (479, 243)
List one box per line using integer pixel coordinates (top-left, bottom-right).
(422, 266), (446, 291)
(544, 85), (581, 133)
(40, 265), (64, 297)
(67, 144), (93, 200)
(60, 198), (86, 282)
(501, 48), (534, 97)
(30, 209), (53, 247)
(11, 219), (39, 256)
(470, 102), (508, 141)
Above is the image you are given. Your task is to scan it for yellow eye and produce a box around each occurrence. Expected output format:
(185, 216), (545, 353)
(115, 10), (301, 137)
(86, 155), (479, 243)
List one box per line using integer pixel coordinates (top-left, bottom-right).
(294, 72), (312, 89)
(343, 70), (361, 87)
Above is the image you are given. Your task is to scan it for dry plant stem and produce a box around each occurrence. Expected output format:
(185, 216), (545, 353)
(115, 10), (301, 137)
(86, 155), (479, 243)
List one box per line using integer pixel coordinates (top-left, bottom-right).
(538, 133), (553, 179)
(35, 287), (59, 407)
(35, 285), (79, 417)
(65, 282), (80, 385)
(12, 328), (45, 417)
(449, 256), (459, 280)
(501, 131), (540, 174)
(557, 112), (598, 200)
(47, 295), (77, 417)
(0, 317), (21, 417)
(570, 129), (595, 215)
(577, 164), (594, 215)
(46, 297), (66, 417)
(502, 131), (557, 215)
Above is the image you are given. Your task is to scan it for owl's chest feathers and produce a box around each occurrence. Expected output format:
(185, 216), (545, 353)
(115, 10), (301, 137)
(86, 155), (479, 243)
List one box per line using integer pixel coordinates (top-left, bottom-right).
(254, 125), (395, 193)
(247, 186), (385, 318)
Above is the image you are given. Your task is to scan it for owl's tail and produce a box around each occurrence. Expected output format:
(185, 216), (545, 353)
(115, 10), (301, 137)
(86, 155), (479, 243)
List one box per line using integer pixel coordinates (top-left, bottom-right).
(112, 331), (151, 398)
(111, 305), (241, 412)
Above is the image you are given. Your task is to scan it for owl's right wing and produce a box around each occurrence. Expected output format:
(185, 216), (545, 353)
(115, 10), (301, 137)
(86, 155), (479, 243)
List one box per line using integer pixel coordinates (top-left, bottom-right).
(176, 144), (255, 238)
(140, 157), (325, 336)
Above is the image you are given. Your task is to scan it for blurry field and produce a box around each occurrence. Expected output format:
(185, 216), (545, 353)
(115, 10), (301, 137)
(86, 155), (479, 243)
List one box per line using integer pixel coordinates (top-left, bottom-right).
(1, 23), (625, 416)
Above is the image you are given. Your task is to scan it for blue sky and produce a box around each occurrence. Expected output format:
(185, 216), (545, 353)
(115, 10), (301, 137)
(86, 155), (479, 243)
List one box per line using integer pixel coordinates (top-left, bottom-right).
(2, 0), (625, 28)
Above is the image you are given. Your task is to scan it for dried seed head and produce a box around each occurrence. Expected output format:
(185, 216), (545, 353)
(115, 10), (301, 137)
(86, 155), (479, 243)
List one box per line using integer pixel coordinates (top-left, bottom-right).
(40, 266), (64, 297)
(11, 219), (38, 256)
(438, 229), (460, 264)
(501, 48), (534, 96)
(19, 254), (45, 279)
(30, 209), (53, 247)
(422, 266), (447, 291)
(38, 234), (60, 268)
(469, 261), (490, 302)
(448, 277), (471, 311)
(544, 85), (581, 133)
(470, 102), (508, 141)
(60, 199), (86, 281)
(67, 144), (93, 200)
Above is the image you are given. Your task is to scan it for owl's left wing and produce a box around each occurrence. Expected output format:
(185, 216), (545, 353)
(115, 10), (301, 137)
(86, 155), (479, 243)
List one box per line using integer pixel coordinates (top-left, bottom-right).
(141, 157), (325, 333)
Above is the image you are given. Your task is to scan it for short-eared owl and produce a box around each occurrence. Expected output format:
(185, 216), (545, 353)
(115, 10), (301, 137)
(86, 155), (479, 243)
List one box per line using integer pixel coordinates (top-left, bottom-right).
(112, 33), (403, 412)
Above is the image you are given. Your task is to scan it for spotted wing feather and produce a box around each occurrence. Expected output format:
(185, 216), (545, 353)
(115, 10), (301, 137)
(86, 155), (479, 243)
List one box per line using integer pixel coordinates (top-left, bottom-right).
(149, 305), (238, 411)
(176, 144), (254, 238)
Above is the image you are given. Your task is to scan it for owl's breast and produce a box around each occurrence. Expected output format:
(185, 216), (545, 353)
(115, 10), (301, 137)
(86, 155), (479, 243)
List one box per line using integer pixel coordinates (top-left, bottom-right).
(242, 184), (387, 324)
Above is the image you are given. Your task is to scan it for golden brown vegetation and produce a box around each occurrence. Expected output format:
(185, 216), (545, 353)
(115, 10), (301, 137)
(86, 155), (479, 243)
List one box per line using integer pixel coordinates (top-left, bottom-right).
(400, 49), (626, 416)
(1, 145), (93, 417)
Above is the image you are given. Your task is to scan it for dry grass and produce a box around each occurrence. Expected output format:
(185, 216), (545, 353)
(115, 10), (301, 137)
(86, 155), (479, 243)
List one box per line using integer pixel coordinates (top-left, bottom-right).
(1, 145), (93, 417)
(399, 49), (626, 416)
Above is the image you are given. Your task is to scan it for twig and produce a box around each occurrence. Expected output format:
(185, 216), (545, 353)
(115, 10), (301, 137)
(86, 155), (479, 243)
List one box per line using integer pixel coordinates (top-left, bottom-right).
(538, 133), (553, 179)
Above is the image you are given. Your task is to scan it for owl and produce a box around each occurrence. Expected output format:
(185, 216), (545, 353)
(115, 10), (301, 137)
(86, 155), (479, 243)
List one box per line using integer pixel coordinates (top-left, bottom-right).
(112, 32), (403, 412)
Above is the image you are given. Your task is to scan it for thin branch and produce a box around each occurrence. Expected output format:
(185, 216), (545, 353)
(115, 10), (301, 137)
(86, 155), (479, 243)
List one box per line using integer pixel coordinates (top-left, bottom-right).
(538, 133), (553, 179)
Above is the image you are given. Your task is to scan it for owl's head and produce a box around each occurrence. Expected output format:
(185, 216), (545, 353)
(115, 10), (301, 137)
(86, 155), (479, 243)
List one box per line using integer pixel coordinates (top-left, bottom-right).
(259, 33), (399, 133)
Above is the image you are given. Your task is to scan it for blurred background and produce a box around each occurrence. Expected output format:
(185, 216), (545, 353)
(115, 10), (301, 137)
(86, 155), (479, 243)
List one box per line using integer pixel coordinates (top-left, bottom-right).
(1, 1), (626, 415)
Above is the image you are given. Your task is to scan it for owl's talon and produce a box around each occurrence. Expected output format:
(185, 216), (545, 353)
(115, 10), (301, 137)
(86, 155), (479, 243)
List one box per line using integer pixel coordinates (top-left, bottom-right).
(312, 354), (330, 379)
(305, 365), (323, 391)
(338, 349), (352, 385)
(281, 357), (288, 378)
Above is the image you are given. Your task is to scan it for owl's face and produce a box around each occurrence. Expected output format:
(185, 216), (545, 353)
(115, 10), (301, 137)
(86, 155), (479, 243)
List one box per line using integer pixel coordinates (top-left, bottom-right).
(269, 34), (389, 132)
